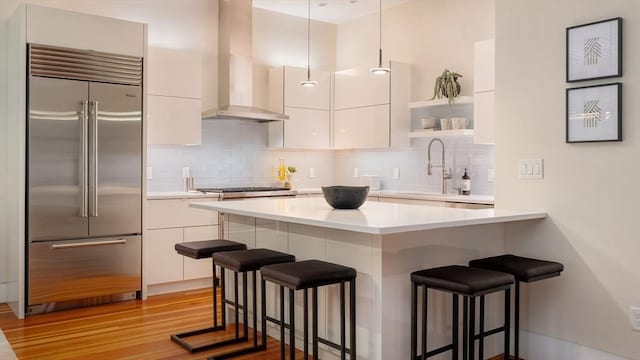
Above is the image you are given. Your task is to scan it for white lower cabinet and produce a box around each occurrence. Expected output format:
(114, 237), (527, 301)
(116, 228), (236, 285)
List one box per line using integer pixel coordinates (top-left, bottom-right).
(145, 228), (184, 285)
(145, 198), (220, 293)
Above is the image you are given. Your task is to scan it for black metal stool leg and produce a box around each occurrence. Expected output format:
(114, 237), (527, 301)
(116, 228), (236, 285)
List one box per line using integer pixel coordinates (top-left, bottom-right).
(253, 271), (258, 348)
(234, 272), (240, 339)
(304, 289), (309, 359)
(262, 279), (268, 347)
(280, 286), (285, 360)
(515, 280), (520, 360)
(479, 295), (485, 360)
(411, 282), (418, 360)
(463, 297), (468, 360)
(452, 294), (459, 360)
(243, 272), (249, 339)
(469, 297), (475, 360)
(421, 285), (428, 360)
(504, 288), (511, 359)
(340, 281), (346, 360)
(312, 287), (319, 360)
(289, 288), (296, 360)
(350, 278), (356, 360)
(221, 267), (227, 327)
(213, 260), (218, 327)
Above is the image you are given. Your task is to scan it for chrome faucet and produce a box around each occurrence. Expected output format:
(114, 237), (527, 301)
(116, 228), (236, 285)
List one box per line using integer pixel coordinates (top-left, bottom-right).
(427, 138), (452, 194)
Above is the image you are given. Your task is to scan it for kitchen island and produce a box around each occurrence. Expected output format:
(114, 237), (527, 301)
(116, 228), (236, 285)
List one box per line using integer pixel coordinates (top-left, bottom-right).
(191, 197), (545, 360)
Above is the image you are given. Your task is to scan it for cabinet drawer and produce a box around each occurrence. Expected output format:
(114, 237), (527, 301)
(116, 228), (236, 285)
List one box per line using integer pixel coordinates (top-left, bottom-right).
(146, 198), (218, 229)
(379, 198), (447, 207)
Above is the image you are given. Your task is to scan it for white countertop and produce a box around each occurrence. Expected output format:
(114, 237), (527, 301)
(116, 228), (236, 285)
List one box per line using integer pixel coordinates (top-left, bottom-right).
(190, 197), (543, 235)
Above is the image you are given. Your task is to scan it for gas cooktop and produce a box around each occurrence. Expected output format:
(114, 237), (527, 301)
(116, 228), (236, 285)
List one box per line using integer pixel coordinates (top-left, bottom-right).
(195, 186), (297, 199)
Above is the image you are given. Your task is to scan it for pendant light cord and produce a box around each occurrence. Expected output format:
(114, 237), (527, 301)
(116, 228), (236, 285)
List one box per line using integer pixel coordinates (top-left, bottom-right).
(379, 0), (382, 66)
(307, 0), (311, 80)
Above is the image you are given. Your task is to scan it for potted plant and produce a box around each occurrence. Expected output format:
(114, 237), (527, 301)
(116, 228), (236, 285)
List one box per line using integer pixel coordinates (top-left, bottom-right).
(285, 166), (297, 189)
(431, 69), (462, 105)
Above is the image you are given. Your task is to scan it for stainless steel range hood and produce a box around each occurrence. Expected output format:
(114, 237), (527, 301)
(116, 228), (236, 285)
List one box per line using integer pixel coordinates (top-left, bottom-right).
(202, 0), (288, 122)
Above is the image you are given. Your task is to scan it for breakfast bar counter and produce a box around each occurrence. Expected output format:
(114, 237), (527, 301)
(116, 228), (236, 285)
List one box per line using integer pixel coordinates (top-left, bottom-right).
(190, 198), (545, 359)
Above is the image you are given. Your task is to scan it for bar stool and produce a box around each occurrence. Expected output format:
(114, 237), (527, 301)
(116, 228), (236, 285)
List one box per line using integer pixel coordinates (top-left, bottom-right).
(410, 265), (515, 360)
(469, 254), (564, 359)
(171, 239), (247, 353)
(207, 248), (296, 359)
(260, 259), (357, 360)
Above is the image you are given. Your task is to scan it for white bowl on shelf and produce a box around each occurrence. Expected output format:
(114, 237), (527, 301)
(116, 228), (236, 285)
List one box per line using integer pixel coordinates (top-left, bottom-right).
(421, 117), (437, 129)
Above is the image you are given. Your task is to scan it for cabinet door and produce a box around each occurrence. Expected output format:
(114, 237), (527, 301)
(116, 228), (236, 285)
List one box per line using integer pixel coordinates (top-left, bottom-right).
(378, 198), (447, 207)
(334, 104), (390, 149)
(474, 39), (495, 93)
(183, 225), (218, 280)
(146, 198), (219, 230)
(473, 91), (495, 144)
(334, 66), (390, 110)
(283, 107), (330, 149)
(284, 67), (331, 110)
(148, 47), (202, 98)
(145, 228), (183, 285)
(26, 4), (144, 57)
(148, 95), (201, 145)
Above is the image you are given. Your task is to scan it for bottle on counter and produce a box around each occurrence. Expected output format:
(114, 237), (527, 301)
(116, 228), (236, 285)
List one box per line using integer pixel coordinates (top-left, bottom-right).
(461, 168), (471, 195)
(277, 157), (287, 181)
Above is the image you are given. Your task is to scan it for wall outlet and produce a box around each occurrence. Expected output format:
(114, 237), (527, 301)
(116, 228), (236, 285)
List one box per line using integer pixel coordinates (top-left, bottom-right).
(631, 306), (640, 331)
(147, 167), (153, 180)
(393, 168), (400, 180)
(353, 168), (359, 178)
(518, 159), (543, 179)
(309, 167), (316, 178)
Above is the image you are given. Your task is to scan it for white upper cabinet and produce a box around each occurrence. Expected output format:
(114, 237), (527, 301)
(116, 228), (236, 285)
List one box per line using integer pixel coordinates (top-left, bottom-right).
(26, 4), (144, 57)
(268, 66), (332, 149)
(333, 61), (411, 149)
(283, 67), (331, 110)
(148, 47), (202, 99)
(147, 47), (202, 145)
(334, 66), (390, 110)
(473, 39), (496, 144)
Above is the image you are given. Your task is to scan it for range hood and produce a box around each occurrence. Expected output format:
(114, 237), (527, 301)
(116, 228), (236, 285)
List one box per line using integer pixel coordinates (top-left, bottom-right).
(202, 0), (288, 122)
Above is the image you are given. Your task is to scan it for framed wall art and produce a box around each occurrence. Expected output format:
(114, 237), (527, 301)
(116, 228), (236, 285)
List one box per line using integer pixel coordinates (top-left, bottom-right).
(566, 17), (622, 82)
(566, 83), (621, 143)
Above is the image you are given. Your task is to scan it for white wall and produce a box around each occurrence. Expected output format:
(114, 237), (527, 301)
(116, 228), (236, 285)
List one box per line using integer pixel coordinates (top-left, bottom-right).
(337, 0), (495, 101)
(496, 1), (640, 359)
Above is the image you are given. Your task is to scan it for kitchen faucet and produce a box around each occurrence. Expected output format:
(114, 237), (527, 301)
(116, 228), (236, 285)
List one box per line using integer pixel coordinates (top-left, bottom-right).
(427, 138), (452, 194)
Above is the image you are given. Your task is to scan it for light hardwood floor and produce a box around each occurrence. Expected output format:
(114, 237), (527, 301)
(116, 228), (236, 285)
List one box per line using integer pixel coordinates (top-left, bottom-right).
(0, 288), (295, 360)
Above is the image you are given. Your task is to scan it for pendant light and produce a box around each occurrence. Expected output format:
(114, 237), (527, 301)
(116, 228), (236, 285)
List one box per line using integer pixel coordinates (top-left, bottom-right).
(300, 0), (318, 87)
(370, 0), (390, 74)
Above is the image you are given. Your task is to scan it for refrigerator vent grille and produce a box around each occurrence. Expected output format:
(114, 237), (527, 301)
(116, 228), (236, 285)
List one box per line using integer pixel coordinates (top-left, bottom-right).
(29, 44), (142, 85)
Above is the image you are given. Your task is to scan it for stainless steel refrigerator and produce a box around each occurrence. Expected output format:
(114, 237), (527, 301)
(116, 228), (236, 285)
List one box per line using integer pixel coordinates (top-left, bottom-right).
(26, 44), (143, 314)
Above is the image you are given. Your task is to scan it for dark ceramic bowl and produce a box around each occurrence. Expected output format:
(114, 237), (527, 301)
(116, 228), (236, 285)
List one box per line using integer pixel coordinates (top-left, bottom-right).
(321, 186), (370, 209)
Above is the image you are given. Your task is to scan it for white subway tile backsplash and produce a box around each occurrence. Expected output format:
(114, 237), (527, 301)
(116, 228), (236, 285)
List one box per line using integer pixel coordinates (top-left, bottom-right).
(147, 121), (494, 195)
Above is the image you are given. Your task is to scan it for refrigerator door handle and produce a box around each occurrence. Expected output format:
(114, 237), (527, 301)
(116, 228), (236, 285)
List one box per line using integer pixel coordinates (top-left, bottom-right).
(49, 239), (127, 250)
(80, 100), (89, 218)
(91, 100), (99, 217)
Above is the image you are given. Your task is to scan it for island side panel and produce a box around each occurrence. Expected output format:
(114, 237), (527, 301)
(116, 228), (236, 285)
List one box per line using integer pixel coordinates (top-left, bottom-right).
(380, 223), (507, 360)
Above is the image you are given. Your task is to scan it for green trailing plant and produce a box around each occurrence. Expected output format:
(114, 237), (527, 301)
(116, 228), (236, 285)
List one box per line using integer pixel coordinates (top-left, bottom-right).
(287, 166), (297, 174)
(431, 69), (462, 105)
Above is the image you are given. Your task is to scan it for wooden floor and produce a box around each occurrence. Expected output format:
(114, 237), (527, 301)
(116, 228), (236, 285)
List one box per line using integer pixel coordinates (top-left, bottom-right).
(0, 288), (296, 360)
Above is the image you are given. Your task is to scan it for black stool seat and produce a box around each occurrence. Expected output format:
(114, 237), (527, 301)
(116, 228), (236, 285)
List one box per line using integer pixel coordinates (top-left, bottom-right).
(411, 265), (514, 296)
(469, 254), (564, 282)
(175, 239), (247, 259)
(261, 259), (357, 290)
(213, 248), (295, 273)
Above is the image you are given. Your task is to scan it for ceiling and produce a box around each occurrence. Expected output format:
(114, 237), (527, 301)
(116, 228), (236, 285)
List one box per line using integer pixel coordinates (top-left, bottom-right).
(253, 0), (411, 24)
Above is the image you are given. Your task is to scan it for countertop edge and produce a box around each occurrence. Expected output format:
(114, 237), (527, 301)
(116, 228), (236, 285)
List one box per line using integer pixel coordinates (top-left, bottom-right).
(189, 202), (545, 235)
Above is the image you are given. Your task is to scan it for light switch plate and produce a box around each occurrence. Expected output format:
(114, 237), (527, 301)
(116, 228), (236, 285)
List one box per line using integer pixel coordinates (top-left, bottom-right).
(518, 159), (543, 179)
(147, 167), (153, 180)
(393, 168), (400, 180)
(309, 167), (316, 178)
(353, 168), (359, 178)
